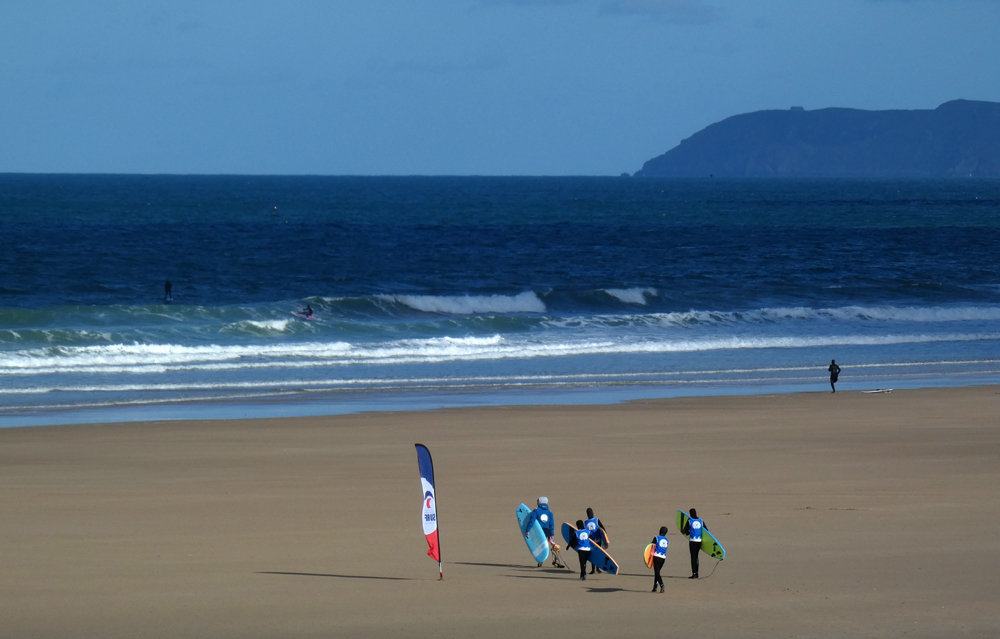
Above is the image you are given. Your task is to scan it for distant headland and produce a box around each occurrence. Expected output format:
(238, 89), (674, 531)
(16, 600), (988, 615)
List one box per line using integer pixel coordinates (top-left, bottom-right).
(634, 99), (1000, 178)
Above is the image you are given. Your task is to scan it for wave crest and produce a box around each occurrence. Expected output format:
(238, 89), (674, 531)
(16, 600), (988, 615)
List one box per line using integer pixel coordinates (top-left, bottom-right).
(381, 292), (546, 315)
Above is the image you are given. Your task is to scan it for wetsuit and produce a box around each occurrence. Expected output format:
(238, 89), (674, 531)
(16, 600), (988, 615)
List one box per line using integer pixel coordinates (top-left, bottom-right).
(829, 362), (841, 392)
(684, 517), (704, 578)
(568, 528), (592, 580)
(651, 535), (669, 592)
(584, 516), (607, 573)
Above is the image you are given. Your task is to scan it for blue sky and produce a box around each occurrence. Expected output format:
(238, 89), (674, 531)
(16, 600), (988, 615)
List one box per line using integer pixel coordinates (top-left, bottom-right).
(1, 0), (997, 175)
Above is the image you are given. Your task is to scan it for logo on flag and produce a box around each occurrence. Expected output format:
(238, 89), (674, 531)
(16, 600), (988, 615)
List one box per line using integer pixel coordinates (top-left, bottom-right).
(415, 444), (441, 564)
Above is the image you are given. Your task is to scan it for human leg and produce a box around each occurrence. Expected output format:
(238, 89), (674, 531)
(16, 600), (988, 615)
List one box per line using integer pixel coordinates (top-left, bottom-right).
(689, 540), (700, 578)
(578, 550), (590, 580)
(653, 556), (665, 592)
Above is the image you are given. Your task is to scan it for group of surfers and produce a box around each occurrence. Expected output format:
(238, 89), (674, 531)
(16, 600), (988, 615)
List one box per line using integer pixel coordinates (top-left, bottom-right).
(523, 496), (708, 593)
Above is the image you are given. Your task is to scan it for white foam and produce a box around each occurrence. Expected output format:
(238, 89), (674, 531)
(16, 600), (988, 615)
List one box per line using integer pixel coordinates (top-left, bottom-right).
(382, 292), (546, 315)
(604, 288), (657, 305)
(241, 320), (291, 331)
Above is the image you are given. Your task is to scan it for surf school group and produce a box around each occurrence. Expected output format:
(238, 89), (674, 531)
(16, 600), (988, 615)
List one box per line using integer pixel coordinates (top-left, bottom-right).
(519, 497), (725, 594)
(417, 444), (726, 592)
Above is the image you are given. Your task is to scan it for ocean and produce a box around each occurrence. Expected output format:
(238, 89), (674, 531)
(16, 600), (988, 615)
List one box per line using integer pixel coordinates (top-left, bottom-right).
(2, 175), (1000, 426)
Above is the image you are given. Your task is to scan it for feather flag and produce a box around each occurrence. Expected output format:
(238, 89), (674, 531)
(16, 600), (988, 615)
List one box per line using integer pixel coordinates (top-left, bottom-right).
(414, 443), (442, 579)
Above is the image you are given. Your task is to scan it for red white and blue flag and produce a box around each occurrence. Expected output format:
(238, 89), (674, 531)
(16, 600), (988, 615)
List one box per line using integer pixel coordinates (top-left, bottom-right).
(415, 443), (442, 577)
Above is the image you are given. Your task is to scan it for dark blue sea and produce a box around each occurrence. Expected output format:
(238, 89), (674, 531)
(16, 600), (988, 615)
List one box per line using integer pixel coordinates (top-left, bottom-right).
(3, 175), (1000, 426)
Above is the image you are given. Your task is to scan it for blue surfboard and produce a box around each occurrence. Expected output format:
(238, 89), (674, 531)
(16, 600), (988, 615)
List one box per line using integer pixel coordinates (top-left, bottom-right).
(561, 522), (619, 574)
(516, 504), (550, 564)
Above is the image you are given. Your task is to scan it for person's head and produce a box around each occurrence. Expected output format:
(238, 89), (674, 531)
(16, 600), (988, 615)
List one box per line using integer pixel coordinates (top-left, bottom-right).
(689, 508), (698, 518)
(576, 520), (585, 529)
(831, 359), (836, 364)
(659, 526), (668, 536)
(586, 507), (594, 518)
(537, 496), (548, 507)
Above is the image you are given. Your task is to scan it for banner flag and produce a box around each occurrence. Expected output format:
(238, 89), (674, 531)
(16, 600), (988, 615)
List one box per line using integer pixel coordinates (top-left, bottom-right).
(414, 443), (442, 577)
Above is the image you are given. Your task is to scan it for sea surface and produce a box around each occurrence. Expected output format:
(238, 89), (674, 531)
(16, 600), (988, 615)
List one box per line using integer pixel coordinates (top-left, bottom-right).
(2, 175), (1000, 426)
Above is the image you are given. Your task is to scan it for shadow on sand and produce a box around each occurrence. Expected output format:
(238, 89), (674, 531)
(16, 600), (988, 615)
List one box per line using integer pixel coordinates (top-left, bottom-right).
(257, 571), (415, 581)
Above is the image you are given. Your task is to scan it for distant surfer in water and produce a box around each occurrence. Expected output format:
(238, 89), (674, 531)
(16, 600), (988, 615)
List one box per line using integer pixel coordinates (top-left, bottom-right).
(525, 496), (562, 568)
(584, 507), (608, 574)
(567, 519), (592, 581)
(650, 526), (669, 593)
(682, 508), (704, 579)
(828, 359), (841, 393)
(303, 305), (313, 317)
(164, 280), (172, 302)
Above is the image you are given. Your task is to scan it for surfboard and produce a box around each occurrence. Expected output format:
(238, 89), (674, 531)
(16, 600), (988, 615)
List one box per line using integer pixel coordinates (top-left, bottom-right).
(643, 543), (655, 569)
(561, 522), (619, 574)
(862, 389), (893, 394)
(516, 504), (550, 564)
(676, 510), (726, 560)
(291, 311), (318, 321)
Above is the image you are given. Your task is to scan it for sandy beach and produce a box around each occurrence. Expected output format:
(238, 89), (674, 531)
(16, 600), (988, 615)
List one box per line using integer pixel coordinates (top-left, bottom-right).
(1, 386), (998, 638)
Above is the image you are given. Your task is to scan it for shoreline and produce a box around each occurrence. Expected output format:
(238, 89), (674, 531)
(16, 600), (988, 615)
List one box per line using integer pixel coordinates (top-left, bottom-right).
(3, 372), (999, 429)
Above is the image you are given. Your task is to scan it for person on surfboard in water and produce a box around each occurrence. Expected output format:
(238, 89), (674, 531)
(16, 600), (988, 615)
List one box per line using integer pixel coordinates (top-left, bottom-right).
(164, 280), (172, 302)
(828, 359), (841, 393)
(525, 496), (563, 568)
(650, 526), (669, 593)
(682, 508), (705, 579)
(584, 507), (608, 574)
(303, 305), (313, 317)
(566, 519), (592, 581)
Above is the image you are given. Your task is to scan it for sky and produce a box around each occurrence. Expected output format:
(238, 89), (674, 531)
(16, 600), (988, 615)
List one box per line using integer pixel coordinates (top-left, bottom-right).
(1, 0), (998, 175)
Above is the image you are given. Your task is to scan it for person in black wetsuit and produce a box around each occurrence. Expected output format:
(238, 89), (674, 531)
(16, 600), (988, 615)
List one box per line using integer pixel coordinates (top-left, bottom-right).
(164, 281), (172, 302)
(682, 508), (704, 579)
(567, 519), (592, 581)
(584, 507), (608, 574)
(828, 359), (841, 393)
(650, 526), (669, 593)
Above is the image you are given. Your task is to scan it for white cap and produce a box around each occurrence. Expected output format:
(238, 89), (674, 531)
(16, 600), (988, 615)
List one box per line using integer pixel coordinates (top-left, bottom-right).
(537, 496), (548, 505)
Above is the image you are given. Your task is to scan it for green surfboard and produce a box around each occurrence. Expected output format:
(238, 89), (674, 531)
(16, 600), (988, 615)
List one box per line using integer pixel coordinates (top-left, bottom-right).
(676, 510), (725, 560)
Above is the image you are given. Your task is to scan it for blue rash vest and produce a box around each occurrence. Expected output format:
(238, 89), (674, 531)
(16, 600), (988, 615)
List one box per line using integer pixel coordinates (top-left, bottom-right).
(584, 516), (605, 544)
(688, 518), (703, 542)
(653, 535), (669, 558)
(526, 504), (555, 537)
(574, 528), (592, 551)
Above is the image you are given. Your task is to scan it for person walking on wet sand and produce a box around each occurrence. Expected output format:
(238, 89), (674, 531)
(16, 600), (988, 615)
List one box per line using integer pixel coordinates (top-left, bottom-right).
(682, 508), (704, 579)
(650, 526), (669, 593)
(828, 359), (841, 393)
(567, 519), (592, 581)
(584, 507), (608, 574)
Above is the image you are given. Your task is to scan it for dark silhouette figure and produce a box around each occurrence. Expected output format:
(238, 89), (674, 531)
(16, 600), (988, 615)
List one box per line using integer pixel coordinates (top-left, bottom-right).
(828, 359), (841, 393)
(164, 281), (172, 302)
(566, 519), (592, 581)
(682, 507), (705, 579)
(584, 507), (607, 574)
(650, 526), (669, 593)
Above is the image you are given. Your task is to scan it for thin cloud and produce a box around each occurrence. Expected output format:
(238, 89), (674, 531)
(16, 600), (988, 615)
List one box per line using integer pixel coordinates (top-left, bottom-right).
(599, 0), (724, 23)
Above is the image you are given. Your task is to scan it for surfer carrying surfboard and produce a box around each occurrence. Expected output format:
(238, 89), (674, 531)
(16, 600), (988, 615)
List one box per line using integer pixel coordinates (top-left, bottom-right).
(682, 508), (704, 579)
(583, 508), (608, 574)
(828, 359), (841, 393)
(566, 520), (592, 580)
(650, 526), (669, 593)
(524, 497), (563, 568)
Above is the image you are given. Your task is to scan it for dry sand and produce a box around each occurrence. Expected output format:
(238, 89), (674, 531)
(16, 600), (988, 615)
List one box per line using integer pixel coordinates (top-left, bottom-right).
(1, 386), (999, 638)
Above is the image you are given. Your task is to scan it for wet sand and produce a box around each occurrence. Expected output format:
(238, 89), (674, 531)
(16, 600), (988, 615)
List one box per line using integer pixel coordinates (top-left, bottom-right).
(1, 386), (999, 638)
